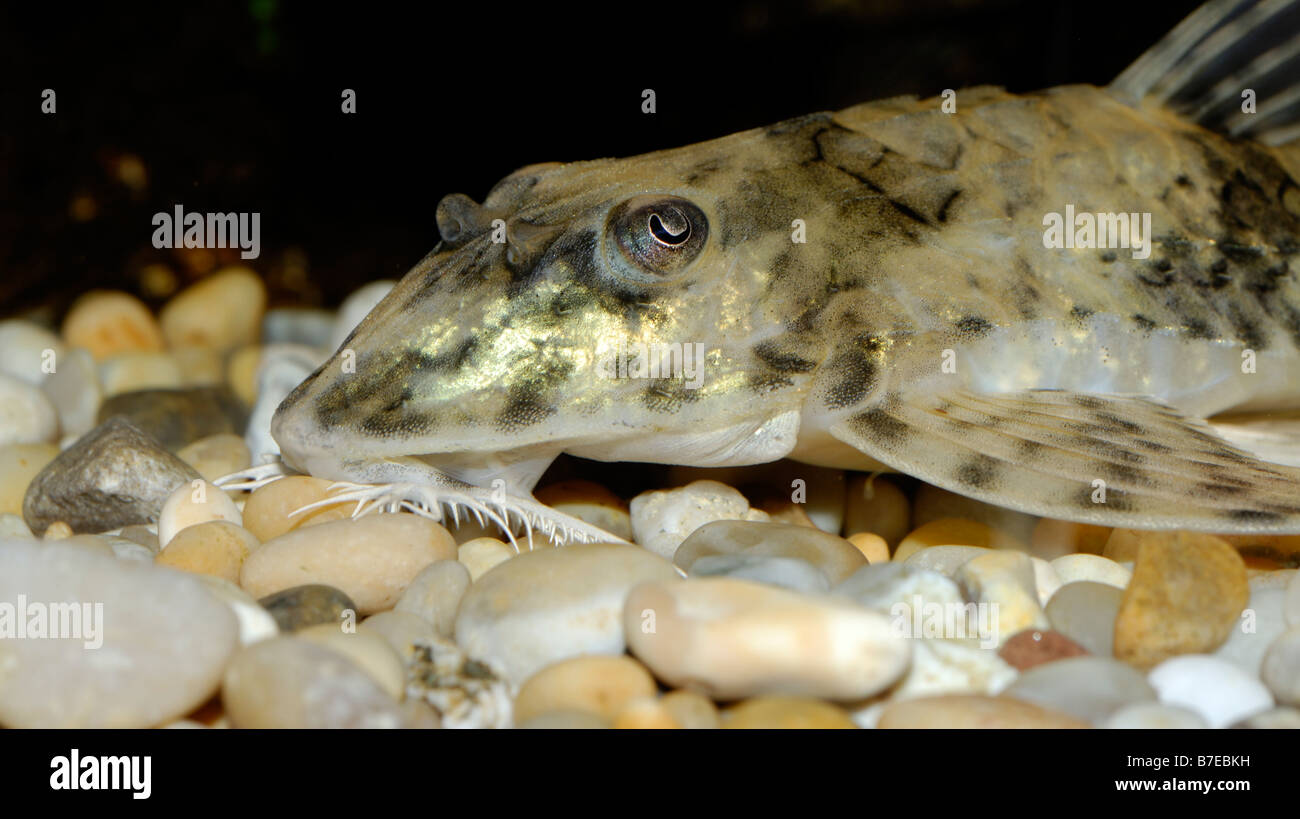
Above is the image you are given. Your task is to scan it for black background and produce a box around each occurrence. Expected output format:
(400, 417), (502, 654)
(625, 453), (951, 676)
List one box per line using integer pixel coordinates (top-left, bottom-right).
(1, 0), (1202, 318)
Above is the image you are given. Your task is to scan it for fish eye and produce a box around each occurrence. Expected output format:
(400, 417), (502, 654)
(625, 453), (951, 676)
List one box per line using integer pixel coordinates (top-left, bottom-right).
(607, 195), (708, 279)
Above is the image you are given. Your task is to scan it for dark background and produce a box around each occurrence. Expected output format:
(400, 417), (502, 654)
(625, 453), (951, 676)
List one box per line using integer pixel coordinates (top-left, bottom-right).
(0, 0), (1203, 320)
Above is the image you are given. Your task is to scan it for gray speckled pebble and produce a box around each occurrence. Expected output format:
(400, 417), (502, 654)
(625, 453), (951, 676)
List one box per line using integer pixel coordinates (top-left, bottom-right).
(689, 553), (830, 594)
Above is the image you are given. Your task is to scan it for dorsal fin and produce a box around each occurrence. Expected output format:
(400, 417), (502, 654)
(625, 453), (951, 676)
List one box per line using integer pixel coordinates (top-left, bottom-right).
(1111, 0), (1300, 146)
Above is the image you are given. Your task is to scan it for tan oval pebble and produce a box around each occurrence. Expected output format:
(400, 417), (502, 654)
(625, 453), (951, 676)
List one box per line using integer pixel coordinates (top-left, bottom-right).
(534, 480), (633, 541)
(1031, 518), (1111, 559)
(895, 518), (1022, 563)
(0, 443), (59, 515)
(394, 559), (471, 636)
(843, 475), (910, 548)
(360, 610), (437, 660)
(458, 537), (515, 581)
(514, 655), (658, 724)
(877, 695), (1090, 729)
(156, 520), (258, 584)
(61, 290), (164, 360)
(177, 434), (251, 482)
(660, 689), (720, 729)
(613, 697), (681, 729)
(240, 513), (456, 614)
(296, 624), (407, 701)
(221, 636), (403, 729)
(42, 520), (73, 540)
(241, 475), (341, 542)
(157, 479), (242, 549)
(723, 697), (857, 729)
(171, 345), (224, 387)
(516, 710), (610, 729)
(160, 267), (266, 352)
(846, 532), (890, 564)
(226, 345), (262, 406)
(98, 351), (183, 396)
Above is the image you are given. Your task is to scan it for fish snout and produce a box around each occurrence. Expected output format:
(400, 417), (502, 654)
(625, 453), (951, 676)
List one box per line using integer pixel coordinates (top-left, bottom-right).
(435, 193), (502, 247)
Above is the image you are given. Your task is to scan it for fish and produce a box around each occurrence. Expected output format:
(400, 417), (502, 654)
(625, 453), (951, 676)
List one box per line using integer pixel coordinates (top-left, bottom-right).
(231, 0), (1300, 545)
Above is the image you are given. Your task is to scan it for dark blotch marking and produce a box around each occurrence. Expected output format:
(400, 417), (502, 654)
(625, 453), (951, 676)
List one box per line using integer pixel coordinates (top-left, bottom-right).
(848, 407), (910, 445)
(954, 315), (993, 339)
(753, 340), (817, 373)
(954, 454), (998, 489)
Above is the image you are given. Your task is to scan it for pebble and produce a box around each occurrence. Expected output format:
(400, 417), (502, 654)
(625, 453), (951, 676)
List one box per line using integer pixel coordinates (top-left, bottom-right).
(674, 519), (866, 584)
(257, 584), (358, 633)
(96, 386), (247, 451)
(1261, 628), (1300, 707)
(359, 610), (437, 660)
(160, 267), (266, 352)
(240, 475), (348, 542)
(172, 345), (225, 388)
(1287, 571), (1300, 627)
(330, 280), (396, 351)
(23, 417), (201, 534)
(954, 551), (1049, 645)
(243, 344), (327, 461)
(60, 290), (164, 360)
(0, 320), (64, 385)
(454, 542), (679, 685)
(221, 636), (403, 729)
(0, 443), (59, 515)
(1231, 707), (1300, 729)
(42, 346), (101, 438)
(1101, 702), (1207, 729)
(226, 345), (262, 407)
(118, 524), (160, 553)
(843, 474), (910, 548)
(1250, 569), (1296, 591)
(98, 351), (183, 396)
(1029, 519), (1111, 560)
(458, 537), (515, 581)
(513, 655), (658, 724)
(668, 461), (846, 535)
(833, 562), (965, 614)
(0, 514), (33, 539)
(1049, 553), (1131, 589)
(156, 520), (258, 584)
(612, 697), (681, 729)
(1045, 581), (1124, 657)
(262, 307), (335, 348)
(46, 533), (115, 556)
(241, 513), (456, 614)
(912, 484), (1038, 547)
(1214, 587), (1288, 676)
(630, 480), (770, 560)
(998, 629), (1088, 670)
(1033, 558), (1061, 607)
(1112, 531), (1249, 669)
(42, 521), (74, 540)
(0, 540), (238, 728)
(902, 544), (989, 576)
(516, 711), (609, 729)
(296, 624), (407, 701)
(104, 534), (155, 562)
(0, 374), (58, 446)
(1002, 656), (1156, 725)
(177, 433), (251, 482)
(862, 639), (1018, 716)
(625, 577), (910, 701)
(895, 518), (1021, 563)
(846, 531), (890, 564)
(688, 553), (830, 595)
(533, 480), (633, 541)
(660, 690), (721, 729)
(876, 695), (1090, 729)
(723, 697), (858, 729)
(1147, 655), (1274, 728)
(156, 479), (243, 549)
(394, 559), (471, 636)
(193, 574), (279, 646)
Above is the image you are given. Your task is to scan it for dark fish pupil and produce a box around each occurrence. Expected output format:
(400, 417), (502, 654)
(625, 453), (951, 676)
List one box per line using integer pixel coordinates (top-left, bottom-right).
(648, 209), (690, 245)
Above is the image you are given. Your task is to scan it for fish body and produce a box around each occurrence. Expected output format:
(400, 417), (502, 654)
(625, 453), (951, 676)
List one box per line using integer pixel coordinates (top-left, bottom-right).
(263, 2), (1300, 540)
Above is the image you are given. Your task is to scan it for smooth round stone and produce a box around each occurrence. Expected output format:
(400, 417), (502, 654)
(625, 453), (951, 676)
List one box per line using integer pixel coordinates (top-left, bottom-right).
(513, 655), (658, 724)
(757, 496), (817, 528)
(629, 480), (769, 560)
(999, 629), (1088, 670)
(257, 584), (358, 632)
(843, 475), (910, 548)
(1231, 706), (1300, 729)
(177, 434), (251, 483)
(172, 345), (224, 388)
(42, 521), (74, 540)
(359, 610), (437, 660)
(157, 479), (242, 549)
(613, 697), (681, 729)
(660, 690), (720, 729)
(723, 697), (857, 729)
(1113, 531), (1249, 669)
(0, 443), (59, 515)
(688, 553), (830, 594)
(60, 290), (164, 360)
(394, 559), (471, 637)
(43, 347), (101, 438)
(330, 280), (396, 351)
(902, 545), (990, 576)
(156, 520), (258, 584)
(516, 710), (610, 729)
(674, 519), (866, 585)
(195, 574), (278, 646)
(226, 345), (261, 407)
(1045, 580), (1123, 657)
(1050, 554), (1131, 589)
(871, 638), (1018, 706)
(1287, 571), (1300, 627)
(876, 695), (1089, 729)
(262, 307), (335, 348)
(98, 351), (183, 396)
(221, 636), (403, 728)
(1214, 587), (1288, 676)
(954, 551), (1049, 644)
(240, 475), (345, 542)
(160, 267), (266, 352)
(0, 374), (57, 446)
(1002, 656), (1156, 725)
(625, 578), (910, 701)
(895, 518), (1021, 563)
(0, 514), (34, 539)
(1033, 558), (1061, 607)
(833, 562), (964, 615)
(1030, 519), (1111, 560)
(0, 320), (64, 386)
(455, 543), (680, 685)
(1148, 655), (1274, 728)
(912, 484), (1038, 547)
(668, 462), (846, 535)
(458, 537), (515, 581)
(846, 532), (889, 564)
(95, 386), (246, 451)
(0, 540), (238, 727)
(241, 513), (456, 614)
(1102, 702), (1207, 729)
(296, 624), (407, 701)
(1261, 628), (1300, 706)
(533, 480), (633, 542)
(22, 417), (201, 534)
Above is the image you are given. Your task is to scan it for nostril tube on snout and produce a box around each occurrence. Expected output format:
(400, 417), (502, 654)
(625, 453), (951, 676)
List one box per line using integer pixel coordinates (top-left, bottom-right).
(435, 193), (481, 245)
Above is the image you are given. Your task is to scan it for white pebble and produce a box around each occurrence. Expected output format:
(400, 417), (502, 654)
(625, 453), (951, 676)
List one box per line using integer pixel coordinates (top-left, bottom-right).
(1147, 655), (1274, 728)
(156, 479), (243, 549)
(0, 374), (58, 446)
(629, 480), (769, 560)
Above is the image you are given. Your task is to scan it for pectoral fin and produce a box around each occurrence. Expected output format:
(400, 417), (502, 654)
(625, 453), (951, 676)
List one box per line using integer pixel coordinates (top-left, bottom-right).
(829, 388), (1300, 533)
